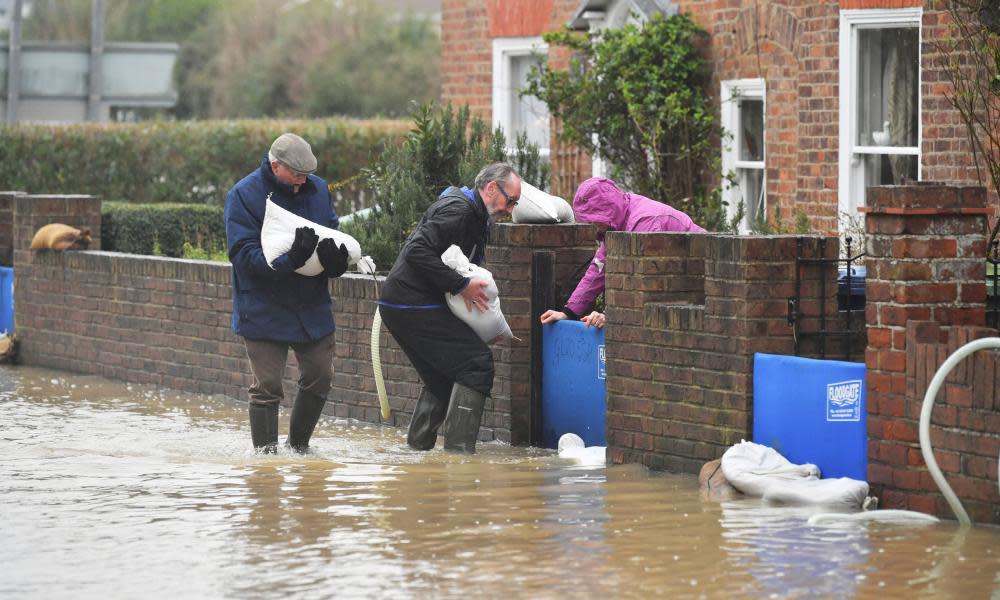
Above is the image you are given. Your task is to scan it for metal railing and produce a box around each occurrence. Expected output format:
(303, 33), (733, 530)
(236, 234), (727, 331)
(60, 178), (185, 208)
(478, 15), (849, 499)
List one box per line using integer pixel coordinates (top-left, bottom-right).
(787, 237), (866, 361)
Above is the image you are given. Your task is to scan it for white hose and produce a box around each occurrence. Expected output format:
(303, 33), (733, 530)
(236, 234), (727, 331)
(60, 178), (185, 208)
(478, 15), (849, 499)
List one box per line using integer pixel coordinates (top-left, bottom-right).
(919, 336), (1000, 528)
(371, 306), (391, 421)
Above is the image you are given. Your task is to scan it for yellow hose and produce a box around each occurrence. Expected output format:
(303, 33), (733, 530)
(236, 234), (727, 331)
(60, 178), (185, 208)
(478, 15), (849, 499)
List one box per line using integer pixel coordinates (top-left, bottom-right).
(371, 306), (391, 421)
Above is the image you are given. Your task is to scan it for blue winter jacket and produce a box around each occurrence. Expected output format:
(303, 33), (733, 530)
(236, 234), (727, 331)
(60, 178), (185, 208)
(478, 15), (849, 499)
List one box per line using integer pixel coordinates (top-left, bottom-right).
(224, 156), (339, 343)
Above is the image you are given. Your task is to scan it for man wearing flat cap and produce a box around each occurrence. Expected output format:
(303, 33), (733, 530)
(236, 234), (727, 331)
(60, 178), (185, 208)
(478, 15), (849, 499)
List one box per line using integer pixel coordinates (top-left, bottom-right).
(225, 132), (350, 454)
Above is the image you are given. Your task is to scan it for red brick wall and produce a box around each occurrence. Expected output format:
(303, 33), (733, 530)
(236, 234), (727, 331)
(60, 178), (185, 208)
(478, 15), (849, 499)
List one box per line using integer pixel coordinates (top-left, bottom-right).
(442, 1), (992, 234)
(441, 0), (592, 200)
(440, 0), (492, 119)
(863, 184), (999, 524)
(603, 231), (843, 472)
(10, 195), (596, 444)
(13, 188), (997, 523)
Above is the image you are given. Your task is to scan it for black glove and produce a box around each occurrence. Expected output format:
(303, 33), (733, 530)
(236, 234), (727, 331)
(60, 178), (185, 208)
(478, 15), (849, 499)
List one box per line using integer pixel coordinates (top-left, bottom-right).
(285, 226), (318, 270)
(317, 238), (350, 278)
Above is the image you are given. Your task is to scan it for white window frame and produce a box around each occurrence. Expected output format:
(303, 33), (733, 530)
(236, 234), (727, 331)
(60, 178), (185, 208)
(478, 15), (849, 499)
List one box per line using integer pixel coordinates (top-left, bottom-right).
(492, 37), (550, 159)
(838, 8), (922, 232)
(721, 78), (766, 234)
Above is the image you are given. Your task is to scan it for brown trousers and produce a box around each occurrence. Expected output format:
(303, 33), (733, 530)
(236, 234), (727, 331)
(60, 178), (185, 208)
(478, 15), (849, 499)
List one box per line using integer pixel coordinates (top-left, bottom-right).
(242, 333), (336, 406)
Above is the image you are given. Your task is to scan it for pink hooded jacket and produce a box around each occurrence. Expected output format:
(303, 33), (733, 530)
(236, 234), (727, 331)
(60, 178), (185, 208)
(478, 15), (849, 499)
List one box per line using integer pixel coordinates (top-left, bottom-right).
(564, 177), (705, 317)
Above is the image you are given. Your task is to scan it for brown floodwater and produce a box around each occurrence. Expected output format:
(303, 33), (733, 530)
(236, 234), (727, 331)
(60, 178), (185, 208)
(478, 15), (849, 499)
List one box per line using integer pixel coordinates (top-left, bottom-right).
(1, 365), (998, 599)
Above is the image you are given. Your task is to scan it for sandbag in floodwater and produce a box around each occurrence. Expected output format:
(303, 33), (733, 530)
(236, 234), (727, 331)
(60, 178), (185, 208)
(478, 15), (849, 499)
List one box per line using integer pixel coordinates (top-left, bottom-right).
(720, 440), (868, 509)
(557, 433), (605, 466)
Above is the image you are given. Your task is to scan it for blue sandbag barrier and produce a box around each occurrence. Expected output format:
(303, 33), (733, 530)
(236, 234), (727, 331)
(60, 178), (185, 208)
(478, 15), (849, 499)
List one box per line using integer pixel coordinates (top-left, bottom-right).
(542, 320), (606, 448)
(753, 353), (867, 480)
(0, 266), (12, 334)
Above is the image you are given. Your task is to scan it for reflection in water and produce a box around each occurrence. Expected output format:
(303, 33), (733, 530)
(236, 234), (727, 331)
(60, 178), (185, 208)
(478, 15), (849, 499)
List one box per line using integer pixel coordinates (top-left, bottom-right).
(1, 365), (999, 599)
(720, 501), (870, 598)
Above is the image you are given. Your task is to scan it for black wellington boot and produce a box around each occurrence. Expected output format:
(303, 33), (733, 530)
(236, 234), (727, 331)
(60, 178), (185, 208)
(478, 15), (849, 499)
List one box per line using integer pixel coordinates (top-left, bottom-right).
(406, 387), (447, 451)
(249, 403), (279, 454)
(285, 390), (327, 453)
(442, 383), (487, 454)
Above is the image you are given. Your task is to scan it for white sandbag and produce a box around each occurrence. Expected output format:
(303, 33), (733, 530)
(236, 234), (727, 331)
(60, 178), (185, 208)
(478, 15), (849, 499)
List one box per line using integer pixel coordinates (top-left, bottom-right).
(807, 509), (939, 526)
(763, 477), (869, 510)
(441, 245), (514, 342)
(720, 440), (867, 509)
(261, 195), (362, 276)
(512, 181), (575, 224)
(720, 440), (819, 498)
(557, 433), (606, 466)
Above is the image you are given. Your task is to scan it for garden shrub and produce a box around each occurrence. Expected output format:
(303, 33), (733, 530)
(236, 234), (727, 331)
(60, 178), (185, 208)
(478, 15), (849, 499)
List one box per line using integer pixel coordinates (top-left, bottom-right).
(527, 13), (737, 231)
(342, 103), (550, 271)
(102, 201), (225, 258)
(0, 118), (408, 212)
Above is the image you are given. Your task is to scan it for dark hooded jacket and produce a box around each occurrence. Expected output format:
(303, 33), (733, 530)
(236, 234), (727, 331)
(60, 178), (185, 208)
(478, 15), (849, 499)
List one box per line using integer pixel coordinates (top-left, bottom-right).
(379, 186), (489, 308)
(224, 156), (339, 343)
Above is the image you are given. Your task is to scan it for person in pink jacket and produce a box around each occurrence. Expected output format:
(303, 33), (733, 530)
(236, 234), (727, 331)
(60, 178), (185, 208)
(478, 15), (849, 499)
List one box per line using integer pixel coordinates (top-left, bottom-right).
(540, 177), (705, 329)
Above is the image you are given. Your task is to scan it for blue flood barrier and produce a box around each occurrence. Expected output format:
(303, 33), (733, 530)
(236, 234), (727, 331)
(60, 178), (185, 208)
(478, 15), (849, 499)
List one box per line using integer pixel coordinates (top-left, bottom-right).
(753, 353), (867, 480)
(0, 266), (12, 335)
(542, 320), (606, 448)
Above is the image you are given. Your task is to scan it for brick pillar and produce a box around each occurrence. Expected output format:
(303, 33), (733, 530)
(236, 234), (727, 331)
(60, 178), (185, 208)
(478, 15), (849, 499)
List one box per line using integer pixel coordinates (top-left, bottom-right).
(0, 191), (25, 266)
(13, 194), (102, 264)
(861, 183), (992, 515)
(488, 222), (597, 444)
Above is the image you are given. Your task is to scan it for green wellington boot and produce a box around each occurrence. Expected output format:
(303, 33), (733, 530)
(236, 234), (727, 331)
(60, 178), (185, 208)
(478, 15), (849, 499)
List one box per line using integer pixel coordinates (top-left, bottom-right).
(441, 383), (487, 454)
(285, 390), (327, 453)
(249, 403), (279, 454)
(407, 387), (447, 450)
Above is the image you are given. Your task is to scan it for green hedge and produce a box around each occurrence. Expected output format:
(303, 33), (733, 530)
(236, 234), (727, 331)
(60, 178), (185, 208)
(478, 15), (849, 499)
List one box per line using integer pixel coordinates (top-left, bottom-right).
(0, 118), (409, 209)
(102, 201), (226, 258)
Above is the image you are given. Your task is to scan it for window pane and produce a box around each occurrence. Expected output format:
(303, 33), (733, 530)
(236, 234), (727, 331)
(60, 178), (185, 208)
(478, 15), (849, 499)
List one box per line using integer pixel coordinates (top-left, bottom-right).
(739, 99), (764, 162)
(738, 168), (765, 224)
(510, 54), (550, 150)
(862, 153), (917, 186)
(856, 27), (919, 147)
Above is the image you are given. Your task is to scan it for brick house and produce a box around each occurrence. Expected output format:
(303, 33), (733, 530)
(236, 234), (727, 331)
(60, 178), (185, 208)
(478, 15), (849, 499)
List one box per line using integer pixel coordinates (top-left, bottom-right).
(441, 0), (987, 234)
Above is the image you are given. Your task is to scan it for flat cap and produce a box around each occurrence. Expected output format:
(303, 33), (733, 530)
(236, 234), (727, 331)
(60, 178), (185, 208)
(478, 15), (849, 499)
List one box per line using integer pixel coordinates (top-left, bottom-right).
(270, 133), (317, 175)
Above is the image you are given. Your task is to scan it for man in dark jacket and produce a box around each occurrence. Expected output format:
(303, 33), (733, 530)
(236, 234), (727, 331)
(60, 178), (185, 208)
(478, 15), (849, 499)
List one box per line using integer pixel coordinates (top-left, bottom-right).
(378, 162), (521, 454)
(225, 132), (350, 453)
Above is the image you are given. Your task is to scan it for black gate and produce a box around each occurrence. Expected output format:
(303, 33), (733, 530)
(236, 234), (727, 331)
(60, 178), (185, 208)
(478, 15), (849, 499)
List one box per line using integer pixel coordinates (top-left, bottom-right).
(989, 239), (999, 330)
(787, 237), (866, 361)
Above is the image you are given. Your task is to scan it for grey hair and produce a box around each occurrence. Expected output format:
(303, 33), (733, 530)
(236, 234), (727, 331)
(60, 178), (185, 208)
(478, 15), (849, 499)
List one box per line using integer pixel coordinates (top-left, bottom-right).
(474, 162), (518, 191)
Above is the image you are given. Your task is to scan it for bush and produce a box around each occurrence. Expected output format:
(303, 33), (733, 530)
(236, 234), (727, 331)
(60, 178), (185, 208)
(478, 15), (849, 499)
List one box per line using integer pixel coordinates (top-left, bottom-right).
(342, 103), (550, 271)
(0, 118), (408, 211)
(102, 202), (225, 258)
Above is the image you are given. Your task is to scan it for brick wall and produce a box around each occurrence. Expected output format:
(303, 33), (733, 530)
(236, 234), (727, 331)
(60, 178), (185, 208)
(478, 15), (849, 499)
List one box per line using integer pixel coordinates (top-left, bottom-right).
(11, 195), (595, 444)
(863, 184), (999, 523)
(603, 231), (843, 472)
(441, 1), (991, 233)
(0, 191), (20, 266)
(14, 187), (996, 523)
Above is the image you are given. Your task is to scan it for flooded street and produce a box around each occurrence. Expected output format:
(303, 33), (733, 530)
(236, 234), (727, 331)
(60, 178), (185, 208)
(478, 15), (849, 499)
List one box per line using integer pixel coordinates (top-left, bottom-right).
(2, 365), (999, 599)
